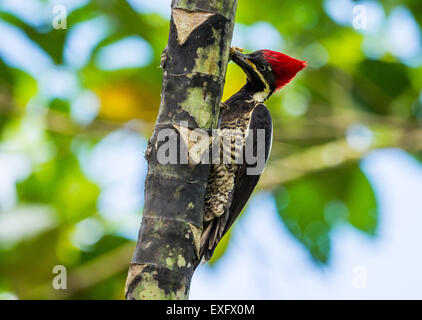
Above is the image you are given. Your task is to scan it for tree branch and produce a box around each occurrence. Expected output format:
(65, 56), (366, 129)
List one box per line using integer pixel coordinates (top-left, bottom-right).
(124, 0), (238, 300)
(260, 126), (422, 190)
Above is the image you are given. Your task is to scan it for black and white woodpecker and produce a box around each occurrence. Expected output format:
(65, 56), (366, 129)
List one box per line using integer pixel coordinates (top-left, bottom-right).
(199, 48), (306, 262)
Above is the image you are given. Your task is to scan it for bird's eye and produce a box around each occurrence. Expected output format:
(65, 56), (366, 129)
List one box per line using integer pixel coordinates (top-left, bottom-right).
(259, 65), (266, 72)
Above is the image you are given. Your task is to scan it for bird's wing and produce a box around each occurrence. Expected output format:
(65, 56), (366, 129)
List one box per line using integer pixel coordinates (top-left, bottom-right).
(222, 103), (273, 235)
(201, 103), (272, 262)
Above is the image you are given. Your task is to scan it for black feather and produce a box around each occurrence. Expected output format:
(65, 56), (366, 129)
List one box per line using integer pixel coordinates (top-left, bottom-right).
(201, 103), (272, 261)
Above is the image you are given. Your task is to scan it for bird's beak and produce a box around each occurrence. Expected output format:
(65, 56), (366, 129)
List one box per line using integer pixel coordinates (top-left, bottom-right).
(230, 49), (256, 80)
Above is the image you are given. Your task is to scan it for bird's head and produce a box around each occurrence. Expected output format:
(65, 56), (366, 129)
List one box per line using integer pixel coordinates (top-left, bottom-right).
(230, 48), (306, 102)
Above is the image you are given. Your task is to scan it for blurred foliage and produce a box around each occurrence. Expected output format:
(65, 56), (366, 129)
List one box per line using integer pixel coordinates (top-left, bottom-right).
(0, 0), (421, 299)
(275, 163), (377, 263)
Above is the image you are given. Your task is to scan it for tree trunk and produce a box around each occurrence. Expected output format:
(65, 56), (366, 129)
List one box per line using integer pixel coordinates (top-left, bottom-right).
(125, 0), (238, 300)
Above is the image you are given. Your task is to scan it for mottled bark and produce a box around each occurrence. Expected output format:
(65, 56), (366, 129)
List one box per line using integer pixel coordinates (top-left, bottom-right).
(125, 0), (238, 300)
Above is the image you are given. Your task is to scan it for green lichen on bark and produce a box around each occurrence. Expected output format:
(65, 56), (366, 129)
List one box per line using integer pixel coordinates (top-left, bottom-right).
(177, 255), (187, 267)
(180, 87), (214, 128)
(194, 28), (223, 76)
(128, 265), (188, 300)
(179, 25), (229, 128)
(125, 0), (238, 300)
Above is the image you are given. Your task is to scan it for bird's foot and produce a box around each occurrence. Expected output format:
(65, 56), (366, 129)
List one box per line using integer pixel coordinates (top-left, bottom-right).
(230, 46), (244, 56)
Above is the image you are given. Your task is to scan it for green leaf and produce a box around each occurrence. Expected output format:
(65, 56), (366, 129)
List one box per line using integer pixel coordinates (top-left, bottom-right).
(208, 229), (232, 266)
(352, 59), (411, 115)
(274, 163), (378, 263)
(17, 156), (100, 224)
(49, 98), (70, 113)
(0, 57), (14, 86)
(0, 12), (66, 64)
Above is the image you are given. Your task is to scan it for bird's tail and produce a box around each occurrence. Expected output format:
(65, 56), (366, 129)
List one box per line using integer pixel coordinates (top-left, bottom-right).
(196, 212), (229, 268)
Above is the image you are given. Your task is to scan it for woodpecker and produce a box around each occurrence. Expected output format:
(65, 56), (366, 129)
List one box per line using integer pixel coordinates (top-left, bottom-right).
(199, 48), (306, 263)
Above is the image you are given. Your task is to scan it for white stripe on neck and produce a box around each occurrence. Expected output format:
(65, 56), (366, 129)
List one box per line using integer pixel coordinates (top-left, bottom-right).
(253, 90), (270, 103)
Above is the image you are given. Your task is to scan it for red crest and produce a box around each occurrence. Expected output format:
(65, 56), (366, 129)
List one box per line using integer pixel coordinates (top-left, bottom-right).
(261, 50), (306, 91)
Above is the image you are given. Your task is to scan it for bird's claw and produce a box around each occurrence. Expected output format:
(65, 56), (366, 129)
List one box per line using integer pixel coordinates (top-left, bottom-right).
(230, 46), (244, 56)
